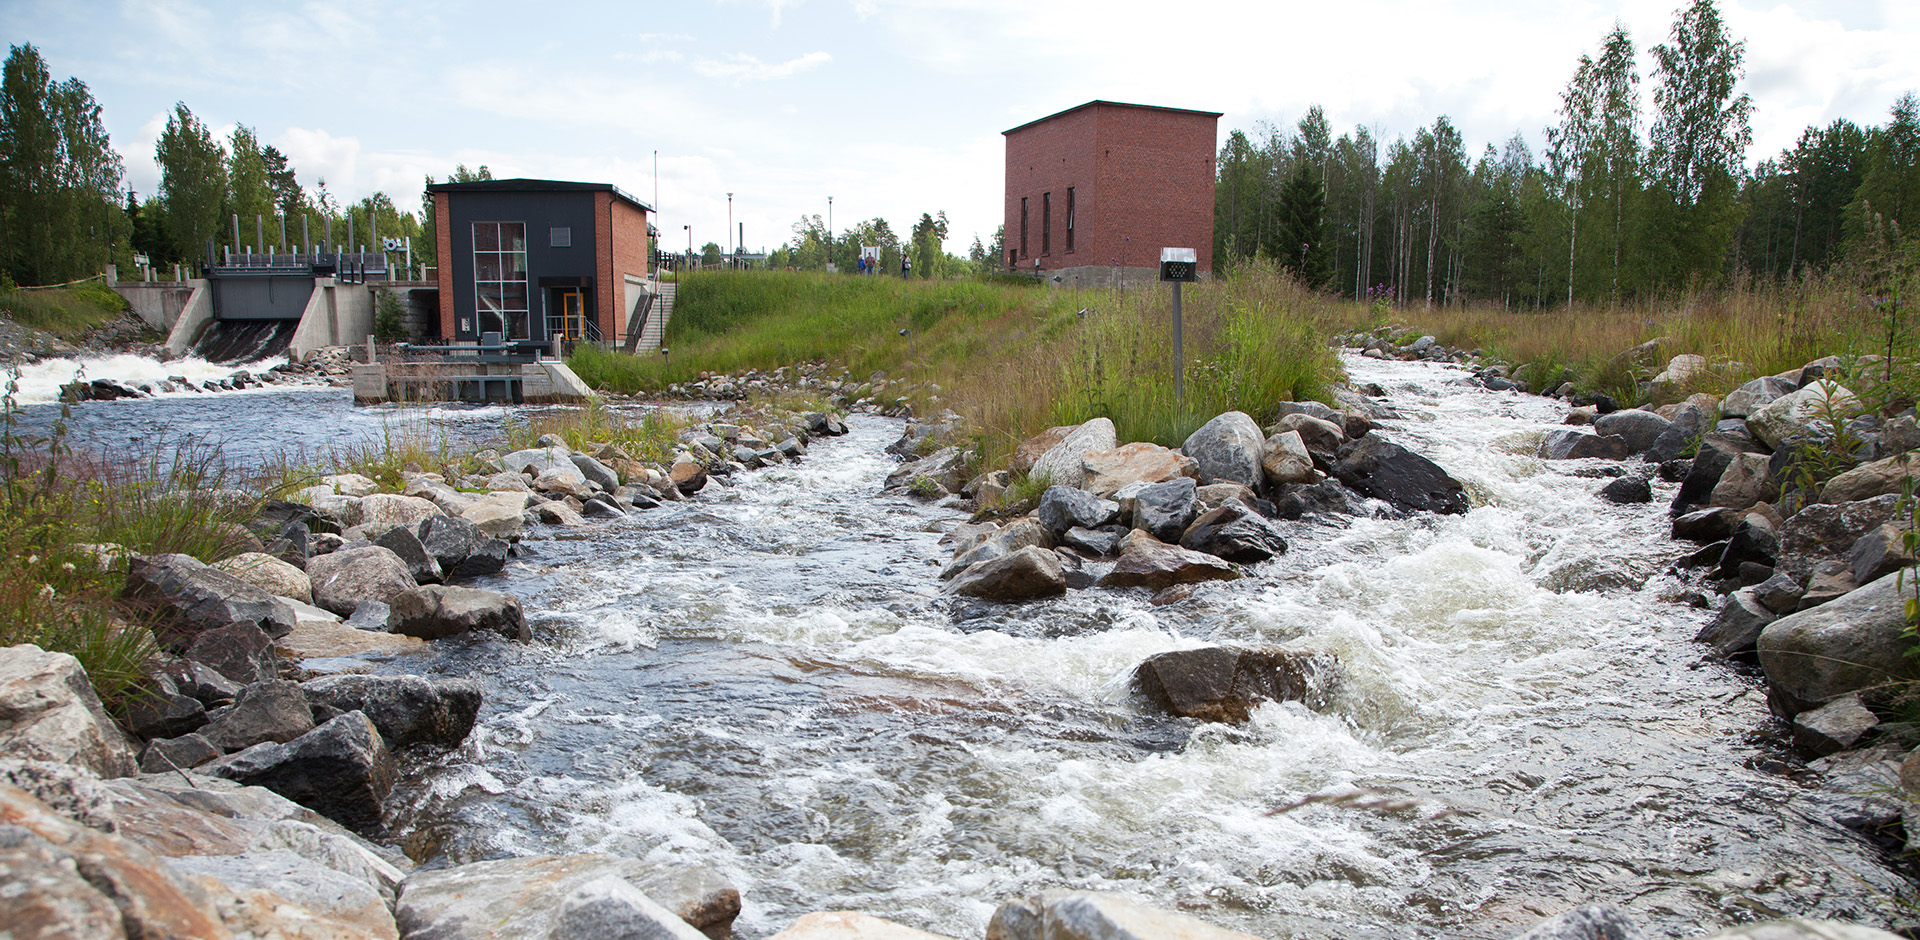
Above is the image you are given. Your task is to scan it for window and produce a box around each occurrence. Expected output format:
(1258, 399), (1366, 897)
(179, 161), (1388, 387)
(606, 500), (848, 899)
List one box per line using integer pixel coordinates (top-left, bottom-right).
(549, 226), (572, 248)
(1065, 187), (1075, 253)
(471, 222), (529, 340)
(1019, 197), (1029, 259)
(1041, 192), (1051, 255)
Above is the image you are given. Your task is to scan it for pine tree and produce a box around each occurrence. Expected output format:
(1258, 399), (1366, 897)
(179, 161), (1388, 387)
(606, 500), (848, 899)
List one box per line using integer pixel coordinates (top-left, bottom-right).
(1275, 160), (1329, 287)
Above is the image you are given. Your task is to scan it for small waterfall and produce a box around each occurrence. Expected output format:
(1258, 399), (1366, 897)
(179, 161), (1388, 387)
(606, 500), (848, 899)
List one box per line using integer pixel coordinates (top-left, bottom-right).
(191, 320), (298, 363)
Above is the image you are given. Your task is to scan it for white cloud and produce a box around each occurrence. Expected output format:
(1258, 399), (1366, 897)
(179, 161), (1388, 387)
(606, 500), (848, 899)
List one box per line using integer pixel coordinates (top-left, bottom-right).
(692, 51), (831, 84)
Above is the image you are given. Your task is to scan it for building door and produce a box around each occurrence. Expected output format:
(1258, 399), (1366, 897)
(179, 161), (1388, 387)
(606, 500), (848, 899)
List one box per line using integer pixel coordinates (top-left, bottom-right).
(550, 288), (586, 340)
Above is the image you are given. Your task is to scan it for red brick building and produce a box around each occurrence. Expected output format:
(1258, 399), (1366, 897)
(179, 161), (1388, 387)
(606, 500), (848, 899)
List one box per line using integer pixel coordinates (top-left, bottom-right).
(1003, 100), (1220, 287)
(427, 179), (652, 348)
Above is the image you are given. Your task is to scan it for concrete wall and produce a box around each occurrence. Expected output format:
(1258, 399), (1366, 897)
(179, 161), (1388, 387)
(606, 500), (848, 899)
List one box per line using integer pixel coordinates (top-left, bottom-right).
(208, 274), (319, 321)
(160, 280), (214, 358)
(114, 283), (196, 331)
(289, 279), (376, 360)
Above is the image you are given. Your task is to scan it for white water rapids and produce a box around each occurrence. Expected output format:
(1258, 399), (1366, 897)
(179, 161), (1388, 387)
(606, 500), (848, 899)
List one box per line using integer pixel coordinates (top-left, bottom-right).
(58, 351), (1899, 939)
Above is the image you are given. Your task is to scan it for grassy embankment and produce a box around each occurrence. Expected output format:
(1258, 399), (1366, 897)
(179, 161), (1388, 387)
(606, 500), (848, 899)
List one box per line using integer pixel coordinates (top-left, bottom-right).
(570, 267), (1347, 466)
(0, 280), (132, 338)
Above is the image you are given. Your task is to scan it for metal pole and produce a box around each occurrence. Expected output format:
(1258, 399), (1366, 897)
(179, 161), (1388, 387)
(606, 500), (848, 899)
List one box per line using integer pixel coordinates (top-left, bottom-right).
(302, 216), (310, 255)
(726, 193), (733, 266)
(1172, 280), (1184, 412)
(231, 214), (240, 253)
(827, 195), (833, 268)
(279, 213), (286, 252)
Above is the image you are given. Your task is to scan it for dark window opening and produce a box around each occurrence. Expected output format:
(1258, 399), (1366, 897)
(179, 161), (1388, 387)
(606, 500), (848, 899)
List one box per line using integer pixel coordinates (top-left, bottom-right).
(1041, 192), (1051, 256)
(1019, 197), (1029, 259)
(550, 226), (572, 248)
(1065, 187), (1075, 253)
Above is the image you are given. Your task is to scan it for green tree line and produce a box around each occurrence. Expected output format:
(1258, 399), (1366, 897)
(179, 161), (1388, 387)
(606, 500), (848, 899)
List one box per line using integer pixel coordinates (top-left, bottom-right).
(1215, 0), (1920, 308)
(765, 210), (1004, 280)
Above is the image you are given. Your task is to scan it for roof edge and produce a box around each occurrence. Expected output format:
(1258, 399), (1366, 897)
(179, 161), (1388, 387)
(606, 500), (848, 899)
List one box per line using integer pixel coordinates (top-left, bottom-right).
(1003, 100), (1223, 136)
(424, 178), (653, 213)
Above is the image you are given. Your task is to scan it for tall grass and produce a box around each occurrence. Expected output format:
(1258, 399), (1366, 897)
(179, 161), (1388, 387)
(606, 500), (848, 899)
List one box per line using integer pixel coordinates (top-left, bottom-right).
(0, 281), (131, 338)
(504, 397), (687, 463)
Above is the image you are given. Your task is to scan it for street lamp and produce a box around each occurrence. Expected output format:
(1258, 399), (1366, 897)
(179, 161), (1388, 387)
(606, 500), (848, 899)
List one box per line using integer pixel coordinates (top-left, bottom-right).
(726, 193), (733, 269)
(684, 224), (691, 268)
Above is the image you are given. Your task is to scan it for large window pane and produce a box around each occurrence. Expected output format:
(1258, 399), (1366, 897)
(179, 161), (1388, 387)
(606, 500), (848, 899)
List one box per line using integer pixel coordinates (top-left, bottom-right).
(475, 255), (503, 282)
(506, 309), (529, 340)
(476, 283), (504, 313)
(499, 282), (526, 311)
(504, 251), (526, 279)
(473, 223), (499, 252)
(477, 309), (504, 335)
(502, 223), (526, 252)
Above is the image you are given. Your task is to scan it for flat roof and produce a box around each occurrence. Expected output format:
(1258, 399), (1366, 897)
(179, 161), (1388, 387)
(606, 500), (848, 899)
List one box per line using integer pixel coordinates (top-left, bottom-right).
(1003, 100), (1223, 136)
(425, 178), (652, 213)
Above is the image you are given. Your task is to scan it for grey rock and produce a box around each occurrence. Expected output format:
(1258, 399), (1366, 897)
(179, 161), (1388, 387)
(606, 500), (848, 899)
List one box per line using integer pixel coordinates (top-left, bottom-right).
(570, 454), (621, 492)
(1131, 477), (1200, 542)
(158, 659), (242, 709)
(551, 874), (711, 940)
(884, 445), (974, 495)
(302, 674), (481, 749)
(1060, 526), (1124, 557)
(1699, 920), (1908, 940)
(1776, 495), (1902, 580)
(1792, 693), (1879, 755)
(1751, 572), (1808, 615)
(1134, 646), (1334, 723)
(1721, 375), (1799, 418)
(165, 849), (397, 938)
(374, 524), (445, 585)
(1538, 428), (1630, 460)
(1030, 418), (1117, 489)
(1268, 413), (1346, 457)
(1672, 507), (1741, 544)
(1758, 570), (1920, 717)
(1179, 501), (1288, 563)
(1182, 411), (1265, 488)
(389, 585), (529, 643)
(1849, 522), (1917, 586)
(1670, 433), (1765, 517)
(207, 710), (396, 834)
(398, 854), (733, 940)
(998, 890), (1260, 940)
(1799, 560), (1859, 610)
(307, 546), (419, 617)
(1513, 904), (1647, 940)
(1597, 476), (1652, 504)
(199, 680), (315, 752)
(1593, 409), (1672, 455)
(138, 733), (221, 773)
(1271, 400), (1341, 423)
(122, 674), (207, 740)
(1272, 481), (1360, 519)
(1332, 434), (1469, 515)
(1098, 537), (1241, 592)
(1695, 589), (1778, 658)
(180, 622), (278, 685)
(418, 514), (510, 579)
(948, 546), (1067, 600)
(501, 446), (574, 475)
(1037, 486), (1121, 537)
(0, 645), (140, 777)
(124, 553), (297, 642)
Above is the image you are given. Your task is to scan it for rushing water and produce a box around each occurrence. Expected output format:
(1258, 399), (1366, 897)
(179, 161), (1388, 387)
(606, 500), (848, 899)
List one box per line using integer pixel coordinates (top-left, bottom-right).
(32, 352), (1916, 937)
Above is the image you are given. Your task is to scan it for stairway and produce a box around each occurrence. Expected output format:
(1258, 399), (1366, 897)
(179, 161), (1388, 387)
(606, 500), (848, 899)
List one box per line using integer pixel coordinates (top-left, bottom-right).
(638, 281), (673, 351)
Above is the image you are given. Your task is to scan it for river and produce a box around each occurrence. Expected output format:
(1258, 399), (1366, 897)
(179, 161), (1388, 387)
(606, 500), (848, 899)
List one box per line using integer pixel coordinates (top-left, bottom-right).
(29, 351), (1917, 938)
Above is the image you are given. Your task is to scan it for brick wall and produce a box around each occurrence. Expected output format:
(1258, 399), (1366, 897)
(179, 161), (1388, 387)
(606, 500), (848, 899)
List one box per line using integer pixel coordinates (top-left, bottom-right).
(607, 199), (650, 344)
(434, 192), (454, 339)
(1004, 102), (1217, 275)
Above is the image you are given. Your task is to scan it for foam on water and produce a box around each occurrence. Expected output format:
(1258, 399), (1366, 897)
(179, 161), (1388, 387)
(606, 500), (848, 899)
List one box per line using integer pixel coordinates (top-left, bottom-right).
(6, 352), (278, 404)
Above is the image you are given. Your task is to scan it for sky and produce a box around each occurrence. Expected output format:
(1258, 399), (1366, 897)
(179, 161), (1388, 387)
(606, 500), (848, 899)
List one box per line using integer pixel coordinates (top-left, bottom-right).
(4, 0), (1918, 257)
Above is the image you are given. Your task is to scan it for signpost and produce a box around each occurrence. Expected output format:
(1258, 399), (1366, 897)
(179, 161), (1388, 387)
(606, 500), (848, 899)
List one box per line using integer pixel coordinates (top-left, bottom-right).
(1160, 248), (1198, 412)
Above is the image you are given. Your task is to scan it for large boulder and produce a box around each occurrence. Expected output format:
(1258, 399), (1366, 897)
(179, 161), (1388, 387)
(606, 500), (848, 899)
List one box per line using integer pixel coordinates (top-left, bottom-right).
(125, 553), (297, 641)
(0, 644), (139, 777)
(1747, 382), (1861, 450)
(306, 546), (418, 617)
(1037, 486), (1121, 538)
(986, 890), (1263, 940)
(388, 585), (529, 642)
(1821, 453), (1920, 505)
(301, 674), (481, 750)
(1593, 409), (1672, 455)
(1670, 433), (1766, 517)
(947, 546), (1067, 600)
(1182, 412), (1265, 488)
(1538, 429), (1630, 460)
(885, 445), (974, 496)
(373, 525), (445, 586)
(1179, 501), (1288, 563)
(211, 552), (313, 605)
(181, 623), (278, 685)
(1757, 571), (1920, 716)
(1647, 396), (1717, 463)
(396, 854), (736, 940)
(1721, 375), (1799, 418)
(1695, 589), (1778, 658)
(1080, 442), (1196, 498)
(1259, 430), (1317, 486)
(207, 710), (396, 833)
(418, 514), (509, 579)
(198, 680), (316, 752)
(1647, 354), (1708, 406)
(1097, 536), (1241, 592)
(1709, 452), (1779, 510)
(501, 446), (573, 475)
(1030, 418), (1117, 489)
(1331, 434), (1468, 515)
(1269, 413), (1345, 457)
(1512, 904), (1647, 940)
(1776, 495), (1902, 579)
(461, 491), (530, 540)
(356, 494), (442, 531)
(1011, 425), (1075, 474)
(1129, 477), (1200, 543)
(1133, 647), (1334, 723)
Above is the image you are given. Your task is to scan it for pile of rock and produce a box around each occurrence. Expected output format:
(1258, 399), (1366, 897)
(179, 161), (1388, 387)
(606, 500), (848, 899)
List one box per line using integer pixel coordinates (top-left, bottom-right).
(933, 397), (1467, 607)
(1343, 328), (1479, 366)
(56, 366), (324, 403)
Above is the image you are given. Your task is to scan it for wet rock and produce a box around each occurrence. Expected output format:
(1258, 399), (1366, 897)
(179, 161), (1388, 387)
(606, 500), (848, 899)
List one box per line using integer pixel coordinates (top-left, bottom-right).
(669, 456), (708, 495)
(198, 680), (315, 752)
(948, 546), (1067, 600)
(1182, 411), (1265, 488)
(397, 853), (737, 940)
(1134, 646), (1334, 723)
(1597, 476), (1652, 504)
(1671, 434), (1766, 517)
(1037, 486), (1121, 538)
(1776, 495), (1901, 579)
(774, 911), (958, 940)
(804, 412), (848, 436)
(1268, 413), (1346, 457)
(1512, 904), (1647, 940)
(1593, 409), (1672, 455)
(1097, 536), (1241, 592)
(0, 644), (140, 777)
(374, 524), (445, 585)
(1060, 526), (1125, 557)
(1031, 418), (1117, 489)
(181, 623), (278, 685)
(206, 711), (395, 834)
(1538, 429), (1630, 460)
(1717, 515), (1779, 579)
(1700, 921), (1907, 940)
(1331, 434), (1468, 515)
(1081, 442), (1196, 498)
(1850, 522), (1917, 586)
(306, 546), (418, 616)
(301, 674), (481, 750)
(210, 552), (313, 606)
(1672, 507), (1741, 544)
(1179, 501), (1288, 563)
(1758, 571), (1920, 717)
(1130, 477), (1201, 542)
(418, 514), (509, 579)
(1792, 693), (1879, 756)
(124, 553), (297, 641)
(886, 446), (974, 496)
(1751, 572), (1808, 615)
(987, 890), (1263, 940)
(388, 585), (529, 643)
(139, 732), (222, 773)
(1695, 589), (1778, 658)
(1260, 430), (1317, 486)
(1272, 481), (1360, 519)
